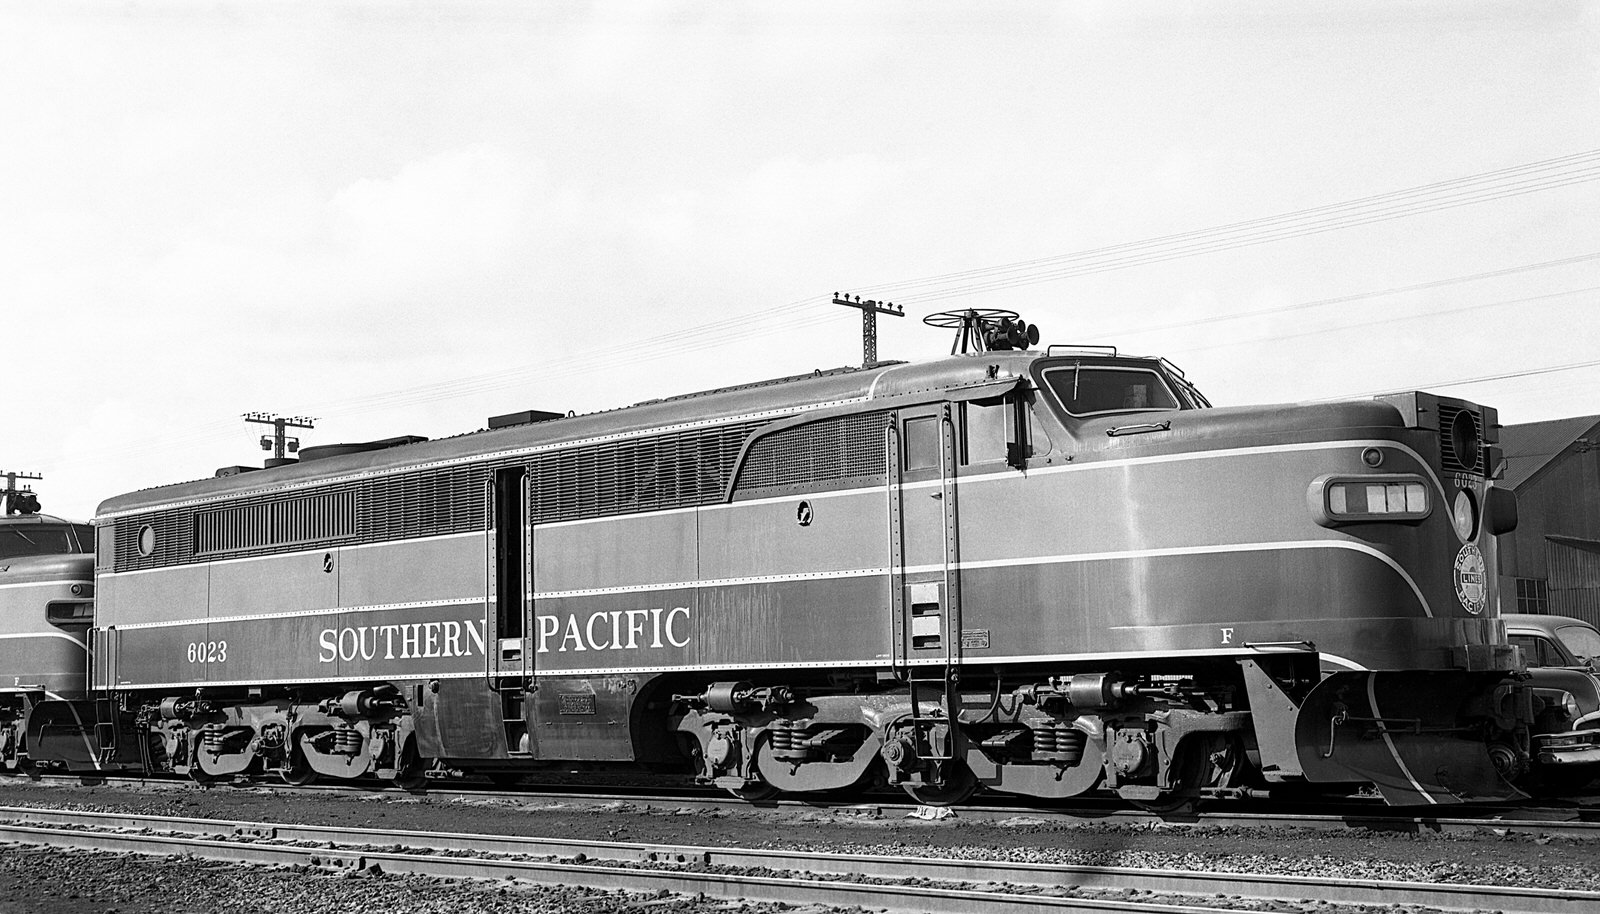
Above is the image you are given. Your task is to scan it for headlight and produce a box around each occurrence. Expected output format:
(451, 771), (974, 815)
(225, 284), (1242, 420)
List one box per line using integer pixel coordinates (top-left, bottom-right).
(1310, 474), (1431, 527)
(1451, 489), (1479, 541)
(1562, 691), (1582, 722)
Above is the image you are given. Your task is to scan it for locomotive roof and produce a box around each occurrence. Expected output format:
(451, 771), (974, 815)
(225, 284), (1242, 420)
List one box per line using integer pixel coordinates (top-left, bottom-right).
(0, 512), (84, 527)
(98, 349), (1087, 518)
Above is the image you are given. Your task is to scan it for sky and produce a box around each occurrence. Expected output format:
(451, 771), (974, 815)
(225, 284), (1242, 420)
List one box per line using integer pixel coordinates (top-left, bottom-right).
(4, 1), (1599, 520)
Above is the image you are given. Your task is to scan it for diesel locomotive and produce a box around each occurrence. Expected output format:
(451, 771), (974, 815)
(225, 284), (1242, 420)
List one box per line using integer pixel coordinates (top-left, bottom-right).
(20, 312), (1533, 807)
(0, 475), (95, 775)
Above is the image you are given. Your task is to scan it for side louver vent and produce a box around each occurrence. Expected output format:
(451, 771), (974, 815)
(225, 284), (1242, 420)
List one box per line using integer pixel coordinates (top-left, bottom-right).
(110, 420), (773, 571)
(528, 420), (763, 524)
(114, 510), (193, 572)
(736, 411), (888, 492)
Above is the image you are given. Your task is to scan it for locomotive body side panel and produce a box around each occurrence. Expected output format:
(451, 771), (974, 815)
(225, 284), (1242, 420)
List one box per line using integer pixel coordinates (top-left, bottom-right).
(96, 532), (491, 689)
(337, 533), (483, 606)
(206, 549), (339, 619)
(951, 438), (1456, 669)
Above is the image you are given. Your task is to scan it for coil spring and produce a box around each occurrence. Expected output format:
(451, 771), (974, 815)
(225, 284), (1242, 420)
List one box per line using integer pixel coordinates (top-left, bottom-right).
(331, 728), (364, 756)
(200, 729), (229, 752)
(1031, 725), (1087, 764)
(766, 726), (811, 763)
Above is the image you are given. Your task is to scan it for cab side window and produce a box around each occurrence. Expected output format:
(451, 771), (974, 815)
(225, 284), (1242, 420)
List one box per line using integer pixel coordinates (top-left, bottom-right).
(903, 416), (940, 471)
(962, 392), (1036, 469)
(963, 397), (1009, 465)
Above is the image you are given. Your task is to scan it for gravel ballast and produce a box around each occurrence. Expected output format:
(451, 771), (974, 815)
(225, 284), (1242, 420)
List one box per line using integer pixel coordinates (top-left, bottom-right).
(0, 779), (1596, 913)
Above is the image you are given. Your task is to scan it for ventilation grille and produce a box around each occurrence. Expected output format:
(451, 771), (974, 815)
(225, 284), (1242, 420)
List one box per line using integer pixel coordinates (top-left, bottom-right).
(114, 509), (194, 572)
(110, 419), (771, 571)
(196, 490), (357, 555)
(360, 465), (484, 542)
(736, 411), (887, 492)
(529, 421), (762, 524)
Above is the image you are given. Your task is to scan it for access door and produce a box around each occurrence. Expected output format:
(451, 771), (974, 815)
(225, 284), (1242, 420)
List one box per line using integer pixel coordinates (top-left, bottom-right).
(484, 466), (533, 685)
(886, 403), (962, 679)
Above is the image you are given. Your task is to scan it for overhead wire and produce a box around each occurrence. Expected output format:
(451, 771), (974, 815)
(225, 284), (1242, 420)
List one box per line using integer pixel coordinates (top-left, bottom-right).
(845, 149), (1600, 302)
(48, 148), (1600, 472)
(299, 149), (1600, 418)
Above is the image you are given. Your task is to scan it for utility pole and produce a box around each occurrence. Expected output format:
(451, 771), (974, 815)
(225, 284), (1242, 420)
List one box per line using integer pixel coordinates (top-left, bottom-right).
(832, 293), (905, 368)
(1, 470), (42, 515)
(243, 412), (316, 460)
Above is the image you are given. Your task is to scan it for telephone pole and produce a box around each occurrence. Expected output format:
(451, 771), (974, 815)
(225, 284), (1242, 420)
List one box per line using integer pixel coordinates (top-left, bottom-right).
(243, 412), (316, 460)
(832, 293), (905, 368)
(1, 470), (42, 515)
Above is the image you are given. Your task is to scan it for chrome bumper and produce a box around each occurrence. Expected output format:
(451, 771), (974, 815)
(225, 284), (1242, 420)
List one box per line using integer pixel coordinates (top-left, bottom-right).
(1535, 727), (1600, 765)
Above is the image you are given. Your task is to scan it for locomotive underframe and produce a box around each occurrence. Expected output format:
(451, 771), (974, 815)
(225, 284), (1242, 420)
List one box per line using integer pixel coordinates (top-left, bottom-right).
(14, 650), (1532, 809)
(663, 657), (1262, 806)
(659, 651), (1530, 807)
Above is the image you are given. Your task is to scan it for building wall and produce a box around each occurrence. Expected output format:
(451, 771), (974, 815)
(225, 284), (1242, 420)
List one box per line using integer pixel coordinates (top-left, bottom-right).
(1548, 539), (1600, 625)
(1498, 444), (1600, 619)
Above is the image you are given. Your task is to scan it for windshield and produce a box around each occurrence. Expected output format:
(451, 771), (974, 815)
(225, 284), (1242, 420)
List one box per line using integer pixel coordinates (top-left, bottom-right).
(1042, 364), (1181, 417)
(1555, 624), (1600, 664)
(0, 523), (91, 559)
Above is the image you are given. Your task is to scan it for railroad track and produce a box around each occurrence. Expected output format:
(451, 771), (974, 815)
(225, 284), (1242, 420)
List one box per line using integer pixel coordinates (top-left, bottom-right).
(27, 771), (1600, 842)
(0, 805), (1594, 913)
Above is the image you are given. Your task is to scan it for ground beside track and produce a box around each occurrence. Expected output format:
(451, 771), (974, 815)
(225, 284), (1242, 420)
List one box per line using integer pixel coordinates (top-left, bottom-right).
(0, 779), (1596, 913)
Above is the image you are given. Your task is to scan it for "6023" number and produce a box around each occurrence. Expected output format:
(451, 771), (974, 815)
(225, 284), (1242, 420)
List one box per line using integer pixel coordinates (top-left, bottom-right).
(187, 640), (228, 664)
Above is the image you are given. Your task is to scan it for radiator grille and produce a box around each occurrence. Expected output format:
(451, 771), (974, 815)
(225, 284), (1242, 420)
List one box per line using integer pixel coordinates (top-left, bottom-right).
(736, 411), (888, 491)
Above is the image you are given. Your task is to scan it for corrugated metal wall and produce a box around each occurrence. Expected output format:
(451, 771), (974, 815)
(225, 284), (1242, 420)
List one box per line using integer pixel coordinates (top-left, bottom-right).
(1548, 540), (1600, 626)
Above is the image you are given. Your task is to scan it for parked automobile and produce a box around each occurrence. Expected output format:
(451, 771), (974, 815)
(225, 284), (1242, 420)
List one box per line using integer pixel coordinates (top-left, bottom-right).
(1504, 613), (1600, 792)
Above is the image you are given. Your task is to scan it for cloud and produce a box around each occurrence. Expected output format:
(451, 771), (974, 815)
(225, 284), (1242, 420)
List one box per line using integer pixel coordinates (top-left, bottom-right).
(326, 144), (537, 285)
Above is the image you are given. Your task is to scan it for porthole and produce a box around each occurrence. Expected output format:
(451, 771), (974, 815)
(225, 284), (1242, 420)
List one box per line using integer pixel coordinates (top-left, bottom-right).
(137, 524), (155, 557)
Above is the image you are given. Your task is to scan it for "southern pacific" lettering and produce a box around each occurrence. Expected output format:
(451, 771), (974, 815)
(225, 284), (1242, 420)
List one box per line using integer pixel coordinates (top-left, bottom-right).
(536, 607), (690, 653)
(318, 620), (486, 663)
(315, 607), (693, 664)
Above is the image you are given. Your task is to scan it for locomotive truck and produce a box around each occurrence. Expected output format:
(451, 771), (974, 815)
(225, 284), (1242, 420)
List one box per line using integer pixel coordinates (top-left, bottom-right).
(23, 314), (1531, 807)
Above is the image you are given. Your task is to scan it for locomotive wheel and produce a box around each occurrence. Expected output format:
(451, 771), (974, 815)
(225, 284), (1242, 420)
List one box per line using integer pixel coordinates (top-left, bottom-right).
(1132, 734), (1247, 814)
(1131, 793), (1196, 815)
(392, 767), (427, 791)
(391, 745), (428, 792)
(727, 776), (782, 803)
(901, 761), (978, 807)
(279, 753), (318, 787)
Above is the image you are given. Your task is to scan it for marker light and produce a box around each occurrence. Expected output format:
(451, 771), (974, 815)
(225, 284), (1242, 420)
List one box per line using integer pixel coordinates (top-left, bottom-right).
(1310, 474), (1431, 527)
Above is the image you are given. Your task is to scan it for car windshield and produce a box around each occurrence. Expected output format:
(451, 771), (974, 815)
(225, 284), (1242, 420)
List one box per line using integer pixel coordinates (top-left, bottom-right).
(0, 523), (89, 559)
(1041, 364), (1181, 417)
(1555, 624), (1600, 664)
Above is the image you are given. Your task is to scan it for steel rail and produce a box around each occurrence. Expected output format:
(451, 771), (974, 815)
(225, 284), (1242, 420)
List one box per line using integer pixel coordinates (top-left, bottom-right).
(0, 806), (1594, 914)
(32, 772), (1600, 841)
(23, 772), (1600, 834)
